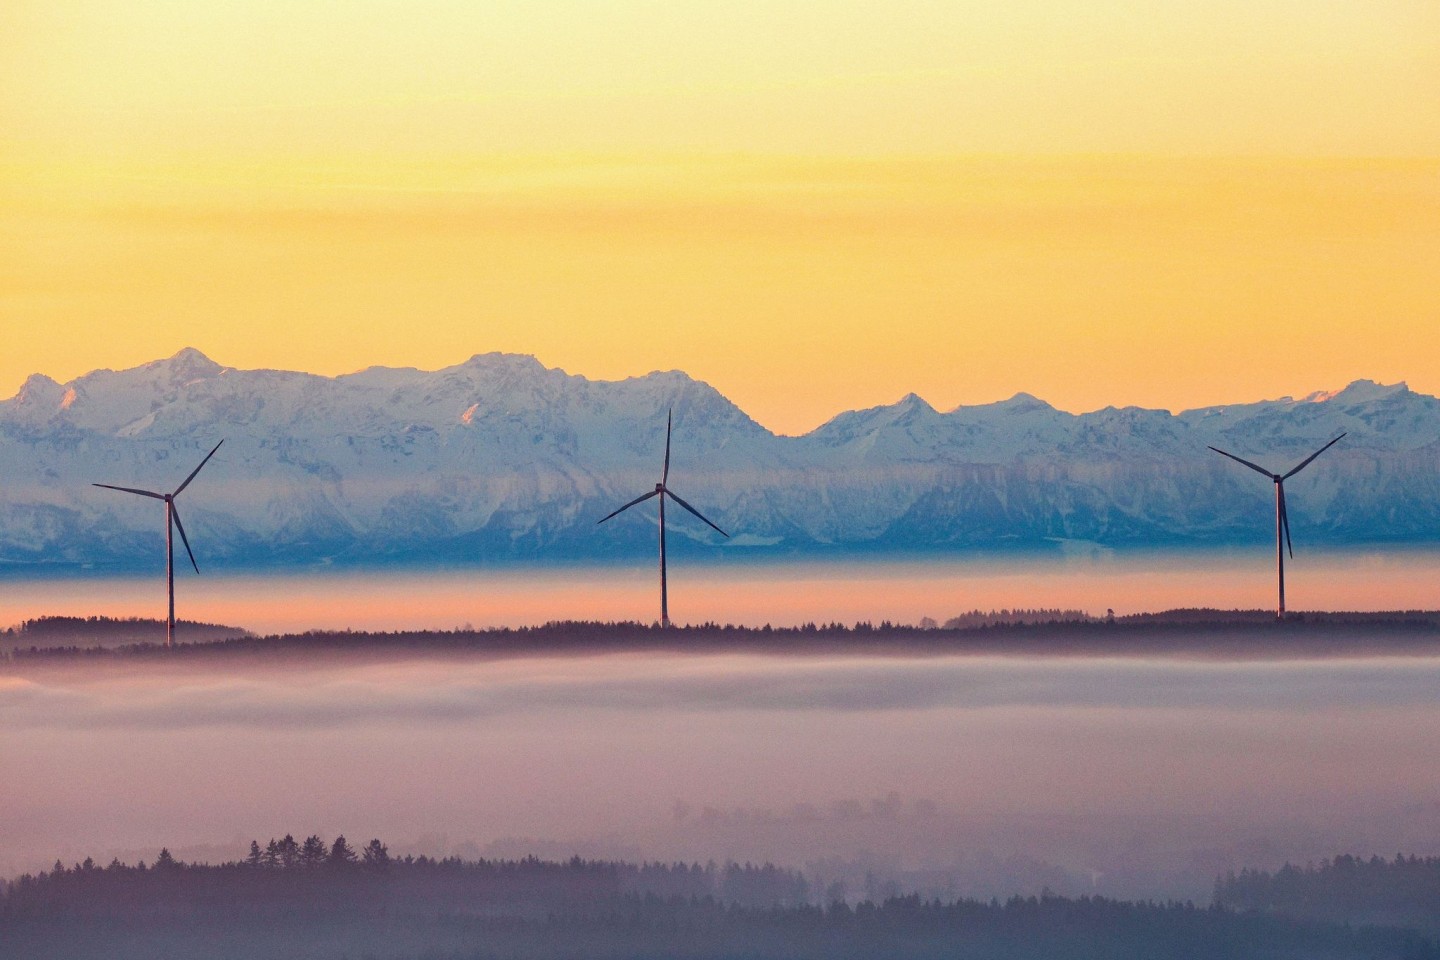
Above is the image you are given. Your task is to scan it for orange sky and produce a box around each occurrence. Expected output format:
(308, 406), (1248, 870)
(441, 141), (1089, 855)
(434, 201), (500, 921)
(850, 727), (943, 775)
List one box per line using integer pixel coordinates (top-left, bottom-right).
(2, 1), (1437, 434)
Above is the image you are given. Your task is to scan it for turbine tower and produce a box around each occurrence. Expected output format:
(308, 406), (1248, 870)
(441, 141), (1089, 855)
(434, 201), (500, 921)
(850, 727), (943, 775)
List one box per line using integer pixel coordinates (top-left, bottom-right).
(93, 440), (224, 646)
(1208, 433), (1344, 619)
(598, 410), (728, 626)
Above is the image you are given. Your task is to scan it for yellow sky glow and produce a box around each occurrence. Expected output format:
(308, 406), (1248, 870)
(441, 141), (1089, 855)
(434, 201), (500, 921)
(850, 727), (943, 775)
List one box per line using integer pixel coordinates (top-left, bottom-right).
(2, 2), (1438, 433)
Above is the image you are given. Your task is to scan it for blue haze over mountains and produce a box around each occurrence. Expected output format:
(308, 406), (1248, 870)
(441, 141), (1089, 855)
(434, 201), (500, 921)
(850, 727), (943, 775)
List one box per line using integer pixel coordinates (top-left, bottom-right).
(1, 348), (1436, 569)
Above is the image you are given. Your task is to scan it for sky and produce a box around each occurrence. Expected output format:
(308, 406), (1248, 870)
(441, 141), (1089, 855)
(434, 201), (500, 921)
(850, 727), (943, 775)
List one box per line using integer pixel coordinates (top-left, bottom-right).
(2, 1), (1437, 434)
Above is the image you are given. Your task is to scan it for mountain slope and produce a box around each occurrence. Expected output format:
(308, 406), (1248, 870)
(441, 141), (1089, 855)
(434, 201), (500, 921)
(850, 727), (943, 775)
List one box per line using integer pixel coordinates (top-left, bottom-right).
(1, 350), (1436, 568)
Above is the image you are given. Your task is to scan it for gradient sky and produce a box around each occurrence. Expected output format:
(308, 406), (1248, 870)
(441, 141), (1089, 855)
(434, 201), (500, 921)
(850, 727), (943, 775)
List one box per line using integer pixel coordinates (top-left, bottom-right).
(2, 1), (1437, 434)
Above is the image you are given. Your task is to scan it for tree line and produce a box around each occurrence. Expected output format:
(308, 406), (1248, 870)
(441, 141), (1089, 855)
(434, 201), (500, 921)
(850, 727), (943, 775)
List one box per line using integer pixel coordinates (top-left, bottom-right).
(1215, 853), (1440, 934)
(10, 611), (1440, 664)
(3, 843), (1440, 959)
(1, 837), (811, 922)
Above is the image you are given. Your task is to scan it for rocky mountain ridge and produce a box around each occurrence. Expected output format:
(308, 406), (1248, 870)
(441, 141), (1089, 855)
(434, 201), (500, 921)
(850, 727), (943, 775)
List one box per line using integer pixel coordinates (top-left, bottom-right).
(1, 349), (1436, 568)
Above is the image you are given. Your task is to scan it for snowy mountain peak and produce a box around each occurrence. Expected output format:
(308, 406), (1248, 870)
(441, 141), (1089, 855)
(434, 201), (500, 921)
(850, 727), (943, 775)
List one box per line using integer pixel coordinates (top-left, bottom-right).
(633, 369), (697, 388)
(147, 347), (225, 382)
(618, 370), (759, 426)
(996, 392), (1054, 413)
(9, 373), (62, 406)
(950, 392), (1057, 417)
(896, 392), (934, 410)
(457, 352), (545, 372)
(1301, 379), (1410, 405)
(828, 393), (933, 423)
(808, 393), (944, 446)
(881, 393), (940, 426)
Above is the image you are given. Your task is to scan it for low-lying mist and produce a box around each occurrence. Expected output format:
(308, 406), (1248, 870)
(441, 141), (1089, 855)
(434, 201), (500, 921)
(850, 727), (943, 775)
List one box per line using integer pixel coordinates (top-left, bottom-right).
(6, 649), (1440, 901)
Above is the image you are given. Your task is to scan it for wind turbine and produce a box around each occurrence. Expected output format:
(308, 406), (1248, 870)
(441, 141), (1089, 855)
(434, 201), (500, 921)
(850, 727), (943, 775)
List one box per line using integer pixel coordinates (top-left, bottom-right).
(597, 410), (728, 626)
(1208, 433), (1344, 619)
(93, 440), (224, 646)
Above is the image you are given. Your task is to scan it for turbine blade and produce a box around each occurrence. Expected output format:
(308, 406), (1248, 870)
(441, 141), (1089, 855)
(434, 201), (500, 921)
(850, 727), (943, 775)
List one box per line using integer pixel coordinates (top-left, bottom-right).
(664, 489), (729, 538)
(597, 489), (660, 525)
(173, 439), (224, 496)
(171, 504), (200, 574)
(1283, 432), (1346, 480)
(1207, 446), (1273, 478)
(662, 408), (672, 485)
(92, 483), (166, 500)
(1278, 483), (1294, 559)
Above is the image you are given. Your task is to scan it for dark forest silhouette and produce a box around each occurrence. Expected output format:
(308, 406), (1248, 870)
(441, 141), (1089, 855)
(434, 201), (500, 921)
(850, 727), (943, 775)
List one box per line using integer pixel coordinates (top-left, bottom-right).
(3, 842), (1438, 960)
(2, 837), (807, 918)
(1, 615), (249, 651)
(9, 610), (1440, 665)
(1216, 854), (1440, 934)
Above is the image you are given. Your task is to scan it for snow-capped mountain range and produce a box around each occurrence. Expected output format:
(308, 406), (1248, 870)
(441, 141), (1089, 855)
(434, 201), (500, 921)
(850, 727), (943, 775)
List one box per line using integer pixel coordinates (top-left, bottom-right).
(1, 349), (1437, 569)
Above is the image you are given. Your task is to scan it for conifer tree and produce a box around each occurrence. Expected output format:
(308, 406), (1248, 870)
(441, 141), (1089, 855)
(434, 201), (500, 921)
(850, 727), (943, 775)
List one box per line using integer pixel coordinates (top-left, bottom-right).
(300, 835), (329, 867)
(329, 835), (359, 865)
(362, 839), (390, 867)
(277, 834), (300, 869)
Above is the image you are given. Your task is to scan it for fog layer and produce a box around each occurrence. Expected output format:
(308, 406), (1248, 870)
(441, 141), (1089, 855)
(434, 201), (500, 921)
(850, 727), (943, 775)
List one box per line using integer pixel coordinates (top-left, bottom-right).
(6, 649), (1440, 901)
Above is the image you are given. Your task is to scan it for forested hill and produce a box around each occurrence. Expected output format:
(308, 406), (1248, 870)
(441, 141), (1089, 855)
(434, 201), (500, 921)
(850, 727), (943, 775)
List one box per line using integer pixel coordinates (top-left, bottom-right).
(1215, 854), (1440, 935)
(3, 841), (1436, 960)
(1, 615), (250, 651)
